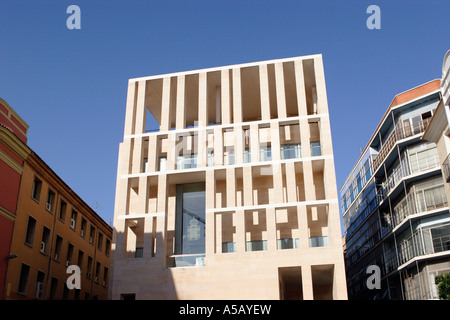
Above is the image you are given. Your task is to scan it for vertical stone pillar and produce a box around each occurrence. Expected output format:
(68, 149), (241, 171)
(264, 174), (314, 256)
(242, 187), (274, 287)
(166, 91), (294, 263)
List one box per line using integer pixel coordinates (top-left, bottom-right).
(259, 64), (271, 120)
(176, 75), (186, 130)
(160, 77), (171, 131)
(275, 62), (287, 119)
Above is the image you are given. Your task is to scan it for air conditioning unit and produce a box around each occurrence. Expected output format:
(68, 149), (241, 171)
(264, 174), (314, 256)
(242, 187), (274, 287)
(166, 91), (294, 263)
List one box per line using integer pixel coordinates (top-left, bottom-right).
(89, 236), (93, 244)
(54, 253), (58, 261)
(95, 276), (98, 283)
(70, 219), (76, 229)
(46, 202), (52, 211)
(102, 281), (106, 286)
(80, 229), (84, 237)
(35, 282), (43, 299)
(40, 242), (46, 253)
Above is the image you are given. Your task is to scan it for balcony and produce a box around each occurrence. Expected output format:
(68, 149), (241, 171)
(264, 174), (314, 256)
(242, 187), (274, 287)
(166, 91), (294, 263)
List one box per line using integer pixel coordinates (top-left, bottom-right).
(169, 253), (206, 268)
(397, 224), (450, 267)
(373, 118), (431, 173)
(376, 150), (439, 206)
(442, 153), (450, 182)
(176, 154), (198, 170)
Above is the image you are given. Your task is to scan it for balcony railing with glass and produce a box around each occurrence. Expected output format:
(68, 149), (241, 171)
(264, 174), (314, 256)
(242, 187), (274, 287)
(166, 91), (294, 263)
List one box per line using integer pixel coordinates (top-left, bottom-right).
(309, 236), (328, 248)
(391, 183), (447, 228)
(372, 117), (431, 173)
(176, 154), (198, 170)
(376, 151), (439, 205)
(277, 238), (300, 250)
(259, 146), (272, 162)
(310, 141), (322, 157)
(397, 224), (450, 266)
(170, 253), (206, 267)
(281, 143), (301, 160)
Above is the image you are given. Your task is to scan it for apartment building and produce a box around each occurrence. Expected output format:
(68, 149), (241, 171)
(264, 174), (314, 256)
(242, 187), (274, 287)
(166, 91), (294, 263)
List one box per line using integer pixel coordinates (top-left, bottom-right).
(0, 98), (113, 300)
(5, 150), (113, 300)
(423, 50), (450, 199)
(341, 79), (450, 300)
(0, 97), (29, 300)
(110, 54), (347, 300)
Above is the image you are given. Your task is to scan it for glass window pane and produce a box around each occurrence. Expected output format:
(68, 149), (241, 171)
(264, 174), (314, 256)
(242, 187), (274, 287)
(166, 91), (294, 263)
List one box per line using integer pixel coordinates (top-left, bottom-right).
(311, 141), (321, 156)
(175, 183), (206, 256)
(222, 242), (236, 253)
(246, 240), (267, 251)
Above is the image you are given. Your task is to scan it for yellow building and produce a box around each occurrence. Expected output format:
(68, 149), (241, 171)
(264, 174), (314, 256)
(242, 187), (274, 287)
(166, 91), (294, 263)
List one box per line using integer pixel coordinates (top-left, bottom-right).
(110, 55), (348, 300)
(5, 149), (113, 300)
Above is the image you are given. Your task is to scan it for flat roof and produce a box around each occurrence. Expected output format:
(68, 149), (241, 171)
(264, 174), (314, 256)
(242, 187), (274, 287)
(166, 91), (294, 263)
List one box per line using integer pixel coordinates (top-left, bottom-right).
(129, 54), (322, 82)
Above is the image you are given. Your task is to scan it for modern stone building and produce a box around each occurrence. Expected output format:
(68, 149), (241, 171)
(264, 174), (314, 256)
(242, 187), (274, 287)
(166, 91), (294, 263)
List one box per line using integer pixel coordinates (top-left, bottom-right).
(110, 55), (347, 300)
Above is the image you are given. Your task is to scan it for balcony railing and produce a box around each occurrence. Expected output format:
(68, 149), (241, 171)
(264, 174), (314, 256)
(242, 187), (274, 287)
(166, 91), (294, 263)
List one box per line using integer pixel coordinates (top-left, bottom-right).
(376, 151), (439, 206)
(442, 153), (450, 182)
(397, 224), (450, 267)
(373, 118), (431, 173)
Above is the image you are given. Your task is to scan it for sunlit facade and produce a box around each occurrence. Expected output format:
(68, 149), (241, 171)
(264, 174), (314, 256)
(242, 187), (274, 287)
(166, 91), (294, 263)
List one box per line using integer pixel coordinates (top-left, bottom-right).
(341, 79), (450, 300)
(110, 55), (347, 300)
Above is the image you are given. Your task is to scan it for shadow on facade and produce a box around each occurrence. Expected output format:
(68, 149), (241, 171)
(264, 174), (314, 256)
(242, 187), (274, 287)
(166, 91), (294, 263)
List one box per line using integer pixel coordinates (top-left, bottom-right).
(109, 229), (178, 300)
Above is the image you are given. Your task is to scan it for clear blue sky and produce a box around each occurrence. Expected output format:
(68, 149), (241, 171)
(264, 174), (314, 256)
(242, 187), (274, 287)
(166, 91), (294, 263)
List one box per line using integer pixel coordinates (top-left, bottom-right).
(1, 0), (449, 227)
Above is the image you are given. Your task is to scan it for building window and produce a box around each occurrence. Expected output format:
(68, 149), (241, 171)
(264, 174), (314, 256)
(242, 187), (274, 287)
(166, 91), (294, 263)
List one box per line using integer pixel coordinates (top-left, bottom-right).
(408, 143), (439, 174)
(77, 250), (84, 272)
(87, 256), (93, 278)
(281, 143), (301, 160)
(260, 145), (272, 161)
(222, 242), (236, 253)
(309, 235), (328, 248)
(54, 235), (63, 261)
(89, 226), (95, 245)
(80, 218), (87, 237)
(277, 238), (300, 250)
(32, 177), (42, 202)
(105, 239), (111, 257)
(135, 247), (143, 258)
(35, 271), (45, 299)
(70, 210), (77, 230)
(103, 267), (108, 287)
(244, 148), (251, 163)
(97, 233), (103, 251)
(143, 157), (148, 173)
(25, 216), (37, 246)
(208, 151), (214, 167)
(246, 240), (268, 252)
(40, 226), (51, 255)
(18, 264), (30, 295)
(174, 183), (205, 267)
(415, 184), (447, 212)
(66, 243), (74, 266)
(310, 141), (322, 156)
(177, 153), (198, 170)
(58, 200), (67, 221)
(46, 189), (55, 212)
(224, 148), (235, 166)
(159, 156), (167, 172)
(95, 262), (101, 283)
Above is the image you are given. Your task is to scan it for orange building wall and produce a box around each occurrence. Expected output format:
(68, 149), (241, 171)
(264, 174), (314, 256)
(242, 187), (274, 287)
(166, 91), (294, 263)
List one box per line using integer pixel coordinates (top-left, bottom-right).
(5, 154), (112, 300)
